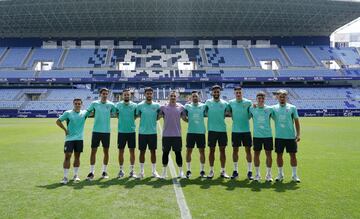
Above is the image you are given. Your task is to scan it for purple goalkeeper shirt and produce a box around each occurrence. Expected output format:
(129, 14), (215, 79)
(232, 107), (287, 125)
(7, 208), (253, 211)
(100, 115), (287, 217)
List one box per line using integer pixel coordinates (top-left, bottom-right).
(160, 103), (184, 137)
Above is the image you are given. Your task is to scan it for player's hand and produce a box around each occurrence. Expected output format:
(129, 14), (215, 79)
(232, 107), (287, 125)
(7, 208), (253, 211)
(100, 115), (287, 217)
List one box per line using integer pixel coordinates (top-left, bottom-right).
(296, 135), (301, 142)
(253, 103), (257, 108)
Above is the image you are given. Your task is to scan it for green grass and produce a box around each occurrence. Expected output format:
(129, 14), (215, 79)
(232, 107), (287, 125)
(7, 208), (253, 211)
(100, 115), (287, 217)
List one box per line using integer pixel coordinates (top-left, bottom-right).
(0, 117), (359, 218)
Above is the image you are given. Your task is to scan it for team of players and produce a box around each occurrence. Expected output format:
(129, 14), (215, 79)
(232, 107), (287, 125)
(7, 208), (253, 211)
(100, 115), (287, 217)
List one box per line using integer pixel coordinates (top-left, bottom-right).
(56, 85), (301, 185)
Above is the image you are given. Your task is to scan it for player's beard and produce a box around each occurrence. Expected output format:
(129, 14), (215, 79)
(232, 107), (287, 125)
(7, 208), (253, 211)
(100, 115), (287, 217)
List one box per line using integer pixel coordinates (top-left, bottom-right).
(146, 97), (152, 101)
(124, 99), (129, 102)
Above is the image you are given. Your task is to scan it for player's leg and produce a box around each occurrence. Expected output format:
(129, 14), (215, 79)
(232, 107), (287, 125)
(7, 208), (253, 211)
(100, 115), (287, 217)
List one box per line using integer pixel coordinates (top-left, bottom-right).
(264, 138), (274, 182)
(61, 147), (72, 184)
(73, 152), (81, 182)
(149, 134), (159, 178)
(87, 132), (100, 180)
(243, 132), (253, 180)
(207, 132), (216, 179)
(100, 133), (110, 179)
(275, 139), (285, 181)
(198, 134), (206, 177)
(231, 132), (240, 179)
(219, 132), (228, 178)
(173, 137), (184, 178)
(287, 139), (300, 182)
(161, 137), (171, 179)
(117, 133), (126, 178)
(185, 133), (195, 178)
(253, 138), (262, 181)
(128, 133), (136, 178)
(138, 134), (146, 178)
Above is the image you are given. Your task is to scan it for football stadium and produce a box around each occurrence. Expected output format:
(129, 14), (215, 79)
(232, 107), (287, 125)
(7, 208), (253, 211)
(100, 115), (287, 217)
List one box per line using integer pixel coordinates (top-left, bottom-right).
(1, 0), (360, 218)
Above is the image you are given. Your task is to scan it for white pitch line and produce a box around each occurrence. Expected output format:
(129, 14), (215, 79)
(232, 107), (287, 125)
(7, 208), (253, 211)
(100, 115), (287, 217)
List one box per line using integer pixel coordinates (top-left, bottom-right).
(158, 122), (192, 219)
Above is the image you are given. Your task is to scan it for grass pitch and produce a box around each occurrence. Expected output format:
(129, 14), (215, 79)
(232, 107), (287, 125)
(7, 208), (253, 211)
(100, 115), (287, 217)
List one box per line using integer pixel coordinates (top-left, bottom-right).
(0, 117), (359, 219)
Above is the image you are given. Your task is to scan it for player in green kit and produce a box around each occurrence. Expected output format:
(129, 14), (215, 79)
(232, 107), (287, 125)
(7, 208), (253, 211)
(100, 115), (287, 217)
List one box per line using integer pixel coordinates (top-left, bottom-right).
(136, 87), (161, 179)
(86, 88), (116, 180)
(56, 98), (89, 184)
(249, 92), (274, 182)
(227, 87), (254, 180)
(272, 89), (301, 183)
(183, 91), (207, 178)
(115, 88), (137, 179)
(205, 85), (229, 179)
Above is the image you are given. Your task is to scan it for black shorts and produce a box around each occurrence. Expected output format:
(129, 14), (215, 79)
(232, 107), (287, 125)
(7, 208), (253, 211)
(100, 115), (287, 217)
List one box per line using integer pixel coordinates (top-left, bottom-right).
(253, 137), (273, 151)
(186, 133), (206, 148)
(118, 132), (136, 149)
(91, 132), (110, 148)
(162, 137), (182, 152)
(275, 138), (298, 153)
(232, 132), (252, 147)
(138, 134), (157, 151)
(64, 140), (83, 153)
(208, 131), (228, 147)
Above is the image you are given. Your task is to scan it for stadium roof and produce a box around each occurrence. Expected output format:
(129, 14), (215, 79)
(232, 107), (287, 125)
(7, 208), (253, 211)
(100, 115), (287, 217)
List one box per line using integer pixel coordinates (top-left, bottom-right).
(0, 0), (360, 38)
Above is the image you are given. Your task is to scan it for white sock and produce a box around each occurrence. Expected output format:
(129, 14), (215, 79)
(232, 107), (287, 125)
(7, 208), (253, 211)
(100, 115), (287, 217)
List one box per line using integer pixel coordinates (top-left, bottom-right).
(119, 165), (123, 171)
(292, 166), (297, 176)
(152, 163), (156, 173)
(162, 166), (167, 176)
(255, 166), (260, 176)
(102, 164), (107, 173)
(210, 166), (214, 172)
(278, 167), (284, 176)
(74, 167), (79, 176)
(130, 165), (134, 172)
(266, 167), (271, 176)
(140, 163), (144, 173)
(179, 166), (183, 174)
(247, 162), (252, 172)
(64, 168), (69, 178)
(221, 167), (225, 172)
(186, 162), (191, 171)
(200, 163), (205, 171)
(90, 165), (95, 174)
(234, 162), (238, 172)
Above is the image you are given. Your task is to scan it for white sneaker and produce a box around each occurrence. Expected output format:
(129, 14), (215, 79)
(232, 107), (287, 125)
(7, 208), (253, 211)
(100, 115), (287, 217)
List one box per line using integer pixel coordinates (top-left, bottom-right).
(207, 170), (214, 179)
(265, 174), (273, 182)
(60, 177), (69, 185)
(129, 170), (137, 178)
(152, 171), (160, 178)
(137, 172), (145, 179)
(254, 175), (261, 182)
(178, 171), (186, 179)
(275, 174), (284, 182)
(160, 169), (167, 179)
(72, 175), (80, 183)
(292, 175), (301, 183)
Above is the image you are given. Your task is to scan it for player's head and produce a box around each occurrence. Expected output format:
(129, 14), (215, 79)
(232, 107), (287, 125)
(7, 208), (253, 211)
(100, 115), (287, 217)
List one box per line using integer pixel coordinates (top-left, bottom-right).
(211, 85), (221, 100)
(73, 98), (83, 111)
(168, 90), (177, 104)
(144, 87), (153, 101)
(277, 89), (288, 105)
(99, 88), (109, 101)
(234, 86), (242, 100)
(191, 90), (200, 103)
(256, 91), (266, 106)
(122, 88), (131, 102)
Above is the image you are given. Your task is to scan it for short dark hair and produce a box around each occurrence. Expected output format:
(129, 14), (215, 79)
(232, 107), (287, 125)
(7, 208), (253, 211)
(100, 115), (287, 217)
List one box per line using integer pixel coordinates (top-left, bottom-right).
(211, 85), (221, 91)
(234, 86), (242, 91)
(144, 87), (153, 93)
(73, 98), (83, 103)
(191, 90), (199, 94)
(122, 88), (130, 93)
(99, 88), (109, 94)
(256, 91), (266, 97)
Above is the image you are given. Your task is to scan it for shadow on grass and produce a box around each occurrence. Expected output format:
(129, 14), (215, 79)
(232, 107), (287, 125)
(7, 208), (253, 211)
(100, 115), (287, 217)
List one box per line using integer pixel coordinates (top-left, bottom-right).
(37, 176), (300, 192)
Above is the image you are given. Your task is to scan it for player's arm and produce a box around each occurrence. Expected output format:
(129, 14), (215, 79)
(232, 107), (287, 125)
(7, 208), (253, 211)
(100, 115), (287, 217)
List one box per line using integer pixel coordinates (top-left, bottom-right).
(293, 107), (301, 142)
(56, 112), (68, 135)
(157, 108), (163, 120)
(181, 109), (188, 122)
(56, 119), (68, 135)
(226, 104), (232, 117)
(204, 102), (209, 117)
